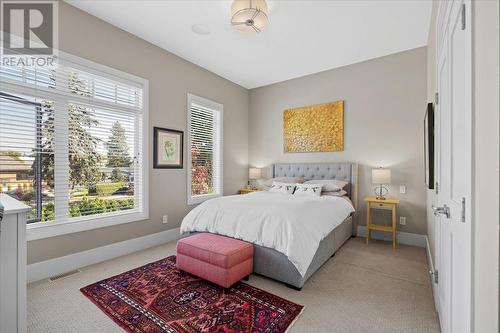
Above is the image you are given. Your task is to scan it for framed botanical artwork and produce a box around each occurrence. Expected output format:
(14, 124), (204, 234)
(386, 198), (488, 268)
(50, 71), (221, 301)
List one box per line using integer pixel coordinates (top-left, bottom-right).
(153, 127), (183, 169)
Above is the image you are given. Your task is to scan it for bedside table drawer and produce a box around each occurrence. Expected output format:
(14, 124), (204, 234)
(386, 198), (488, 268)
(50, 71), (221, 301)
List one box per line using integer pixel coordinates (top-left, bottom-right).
(369, 201), (393, 210)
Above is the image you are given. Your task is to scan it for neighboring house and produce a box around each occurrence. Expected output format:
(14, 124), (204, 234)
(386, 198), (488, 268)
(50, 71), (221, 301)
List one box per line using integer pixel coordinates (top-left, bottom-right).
(0, 155), (33, 192)
(100, 166), (134, 182)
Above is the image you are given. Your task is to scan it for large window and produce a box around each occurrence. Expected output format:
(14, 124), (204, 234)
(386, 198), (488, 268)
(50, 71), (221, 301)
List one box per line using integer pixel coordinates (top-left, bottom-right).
(187, 94), (223, 205)
(0, 54), (148, 240)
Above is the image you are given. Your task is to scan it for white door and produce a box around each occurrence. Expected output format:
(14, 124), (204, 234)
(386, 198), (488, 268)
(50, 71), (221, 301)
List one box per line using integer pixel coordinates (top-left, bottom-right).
(434, 1), (472, 333)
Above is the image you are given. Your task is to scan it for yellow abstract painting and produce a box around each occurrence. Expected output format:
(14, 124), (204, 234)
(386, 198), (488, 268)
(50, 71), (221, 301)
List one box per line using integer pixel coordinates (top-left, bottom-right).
(283, 100), (344, 152)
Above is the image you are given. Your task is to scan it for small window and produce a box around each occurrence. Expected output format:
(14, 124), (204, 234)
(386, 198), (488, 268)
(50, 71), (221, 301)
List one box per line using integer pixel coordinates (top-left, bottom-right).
(187, 94), (223, 205)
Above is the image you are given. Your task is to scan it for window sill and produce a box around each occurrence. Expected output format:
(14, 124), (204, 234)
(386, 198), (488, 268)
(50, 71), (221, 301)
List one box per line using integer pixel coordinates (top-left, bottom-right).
(187, 193), (221, 205)
(26, 210), (149, 241)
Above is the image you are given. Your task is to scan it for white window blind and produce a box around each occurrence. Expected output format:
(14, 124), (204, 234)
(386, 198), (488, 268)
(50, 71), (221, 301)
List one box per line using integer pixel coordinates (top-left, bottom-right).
(0, 54), (148, 239)
(187, 94), (223, 205)
(0, 92), (55, 221)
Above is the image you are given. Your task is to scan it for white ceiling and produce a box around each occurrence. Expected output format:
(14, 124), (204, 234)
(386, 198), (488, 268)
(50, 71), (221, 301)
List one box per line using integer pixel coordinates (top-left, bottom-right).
(65, 0), (432, 89)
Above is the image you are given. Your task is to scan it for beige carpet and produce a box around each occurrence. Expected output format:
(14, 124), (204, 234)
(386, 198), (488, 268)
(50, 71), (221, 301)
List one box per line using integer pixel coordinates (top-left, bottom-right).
(28, 237), (440, 333)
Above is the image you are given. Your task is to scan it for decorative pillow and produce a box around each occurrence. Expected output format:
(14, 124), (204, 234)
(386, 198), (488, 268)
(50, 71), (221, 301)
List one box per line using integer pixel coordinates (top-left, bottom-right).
(322, 189), (348, 197)
(304, 179), (348, 192)
(293, 183), (323, 197)
(269, 181), (296, 194)
(261, 177), (304, 190)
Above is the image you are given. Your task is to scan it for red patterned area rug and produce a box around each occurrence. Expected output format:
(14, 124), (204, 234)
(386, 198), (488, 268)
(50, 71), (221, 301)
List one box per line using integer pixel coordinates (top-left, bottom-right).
(80, 255), (304, 333)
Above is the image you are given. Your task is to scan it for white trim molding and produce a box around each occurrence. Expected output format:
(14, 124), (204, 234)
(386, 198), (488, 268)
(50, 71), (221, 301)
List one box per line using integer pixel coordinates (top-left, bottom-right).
(425, 236), (439, 311)
(27, 228), (180, 283)
(356, 225), (427, 248)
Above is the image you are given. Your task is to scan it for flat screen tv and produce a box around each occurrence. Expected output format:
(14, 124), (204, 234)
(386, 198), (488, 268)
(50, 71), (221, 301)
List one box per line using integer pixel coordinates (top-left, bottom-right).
(424, 103), (435, 189)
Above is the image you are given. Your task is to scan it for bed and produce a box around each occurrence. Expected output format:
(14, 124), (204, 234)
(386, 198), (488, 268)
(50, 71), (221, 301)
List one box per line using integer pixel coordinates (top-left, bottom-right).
(181, 162), (358, 290)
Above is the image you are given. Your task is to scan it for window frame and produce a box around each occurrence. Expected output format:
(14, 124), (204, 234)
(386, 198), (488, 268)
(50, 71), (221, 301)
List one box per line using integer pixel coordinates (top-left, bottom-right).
(0, 50), (149, 241)
(186, 93), (223, 205)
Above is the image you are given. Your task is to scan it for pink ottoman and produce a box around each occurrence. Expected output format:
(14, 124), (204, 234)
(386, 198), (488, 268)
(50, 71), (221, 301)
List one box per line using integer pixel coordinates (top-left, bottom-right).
(176, 233), (253, 288)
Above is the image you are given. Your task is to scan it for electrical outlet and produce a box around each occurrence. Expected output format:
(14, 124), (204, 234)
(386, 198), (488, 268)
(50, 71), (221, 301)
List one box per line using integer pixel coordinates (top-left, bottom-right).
(399, 216), (407, 226)
(162, 215), (168, 224)
(399, 185), (407, 194)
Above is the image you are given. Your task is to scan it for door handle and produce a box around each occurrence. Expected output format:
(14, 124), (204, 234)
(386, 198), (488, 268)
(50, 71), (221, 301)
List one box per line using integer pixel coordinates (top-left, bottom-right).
(432, 204), (450, 218)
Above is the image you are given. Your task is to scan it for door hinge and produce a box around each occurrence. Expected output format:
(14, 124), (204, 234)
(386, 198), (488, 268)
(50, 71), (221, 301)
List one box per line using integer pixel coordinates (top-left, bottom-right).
(435, 182), (439, 194)
(429, 270), (439, 284)
(435, 92), (439, 105)
(460, 197), (466, 222)
(461, 4), (466, 30)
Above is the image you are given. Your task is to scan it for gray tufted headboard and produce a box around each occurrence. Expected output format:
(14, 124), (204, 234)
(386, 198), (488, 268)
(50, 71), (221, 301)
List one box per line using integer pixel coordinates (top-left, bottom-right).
(273, 162), (359, 227)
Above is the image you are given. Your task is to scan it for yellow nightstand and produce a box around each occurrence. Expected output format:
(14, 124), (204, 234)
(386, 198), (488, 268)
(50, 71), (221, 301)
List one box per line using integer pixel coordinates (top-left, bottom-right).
(364, 197), (400, 249)
(239, 188), (262, 194)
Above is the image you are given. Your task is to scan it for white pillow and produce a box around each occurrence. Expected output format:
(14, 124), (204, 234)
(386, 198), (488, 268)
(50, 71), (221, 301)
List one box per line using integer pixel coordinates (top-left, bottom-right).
(269, 181), (296, 194)
(304, 179), (348, 192)
(293, 183), (323, 197)
(322, 189), (348, 197)
(261, 177), (304, 190)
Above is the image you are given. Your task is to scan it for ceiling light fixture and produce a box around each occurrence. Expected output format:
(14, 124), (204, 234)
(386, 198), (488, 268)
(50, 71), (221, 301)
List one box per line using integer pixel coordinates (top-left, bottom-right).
(231, 0), (269, 33)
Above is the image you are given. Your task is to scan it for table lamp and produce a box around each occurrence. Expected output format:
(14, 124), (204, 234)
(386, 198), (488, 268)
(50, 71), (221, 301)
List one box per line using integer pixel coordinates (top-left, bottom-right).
(248, 168), (261, 188)
(372, 167), (391, 200)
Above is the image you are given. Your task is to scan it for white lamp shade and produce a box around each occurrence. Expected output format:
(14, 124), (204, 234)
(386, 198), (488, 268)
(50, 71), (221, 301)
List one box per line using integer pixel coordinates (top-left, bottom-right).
(231, 0), (269, 33)
(249, 168), (262, 179)
(372, 168), (391, 184)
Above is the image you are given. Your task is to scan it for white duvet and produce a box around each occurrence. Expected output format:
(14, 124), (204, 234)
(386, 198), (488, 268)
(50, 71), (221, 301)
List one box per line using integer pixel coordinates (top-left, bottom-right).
(180, 191), (355, 276)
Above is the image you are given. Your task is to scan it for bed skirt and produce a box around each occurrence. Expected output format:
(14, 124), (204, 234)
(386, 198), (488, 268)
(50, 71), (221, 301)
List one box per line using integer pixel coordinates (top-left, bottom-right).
(252, 215), (353, 289)
(186, 215), (353, 289)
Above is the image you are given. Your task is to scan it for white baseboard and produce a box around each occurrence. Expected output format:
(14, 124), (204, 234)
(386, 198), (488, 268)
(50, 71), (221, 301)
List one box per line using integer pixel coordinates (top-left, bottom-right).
(27, 227), (181, 283)
(425, 236), (439, 312)
(356, 226), (427, 248)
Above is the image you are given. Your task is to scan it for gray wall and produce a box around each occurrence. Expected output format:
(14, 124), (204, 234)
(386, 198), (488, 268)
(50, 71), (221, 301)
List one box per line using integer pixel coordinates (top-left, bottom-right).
(249, 47), (428, 234)
(27, 2), (249, 264)
(472, 0), (499, 331)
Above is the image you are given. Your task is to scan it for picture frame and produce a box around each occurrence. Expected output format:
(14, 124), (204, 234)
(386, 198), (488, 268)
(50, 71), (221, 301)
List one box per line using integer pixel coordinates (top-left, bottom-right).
(153, 127), (183, 169)
(424, 103), (435, 189)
